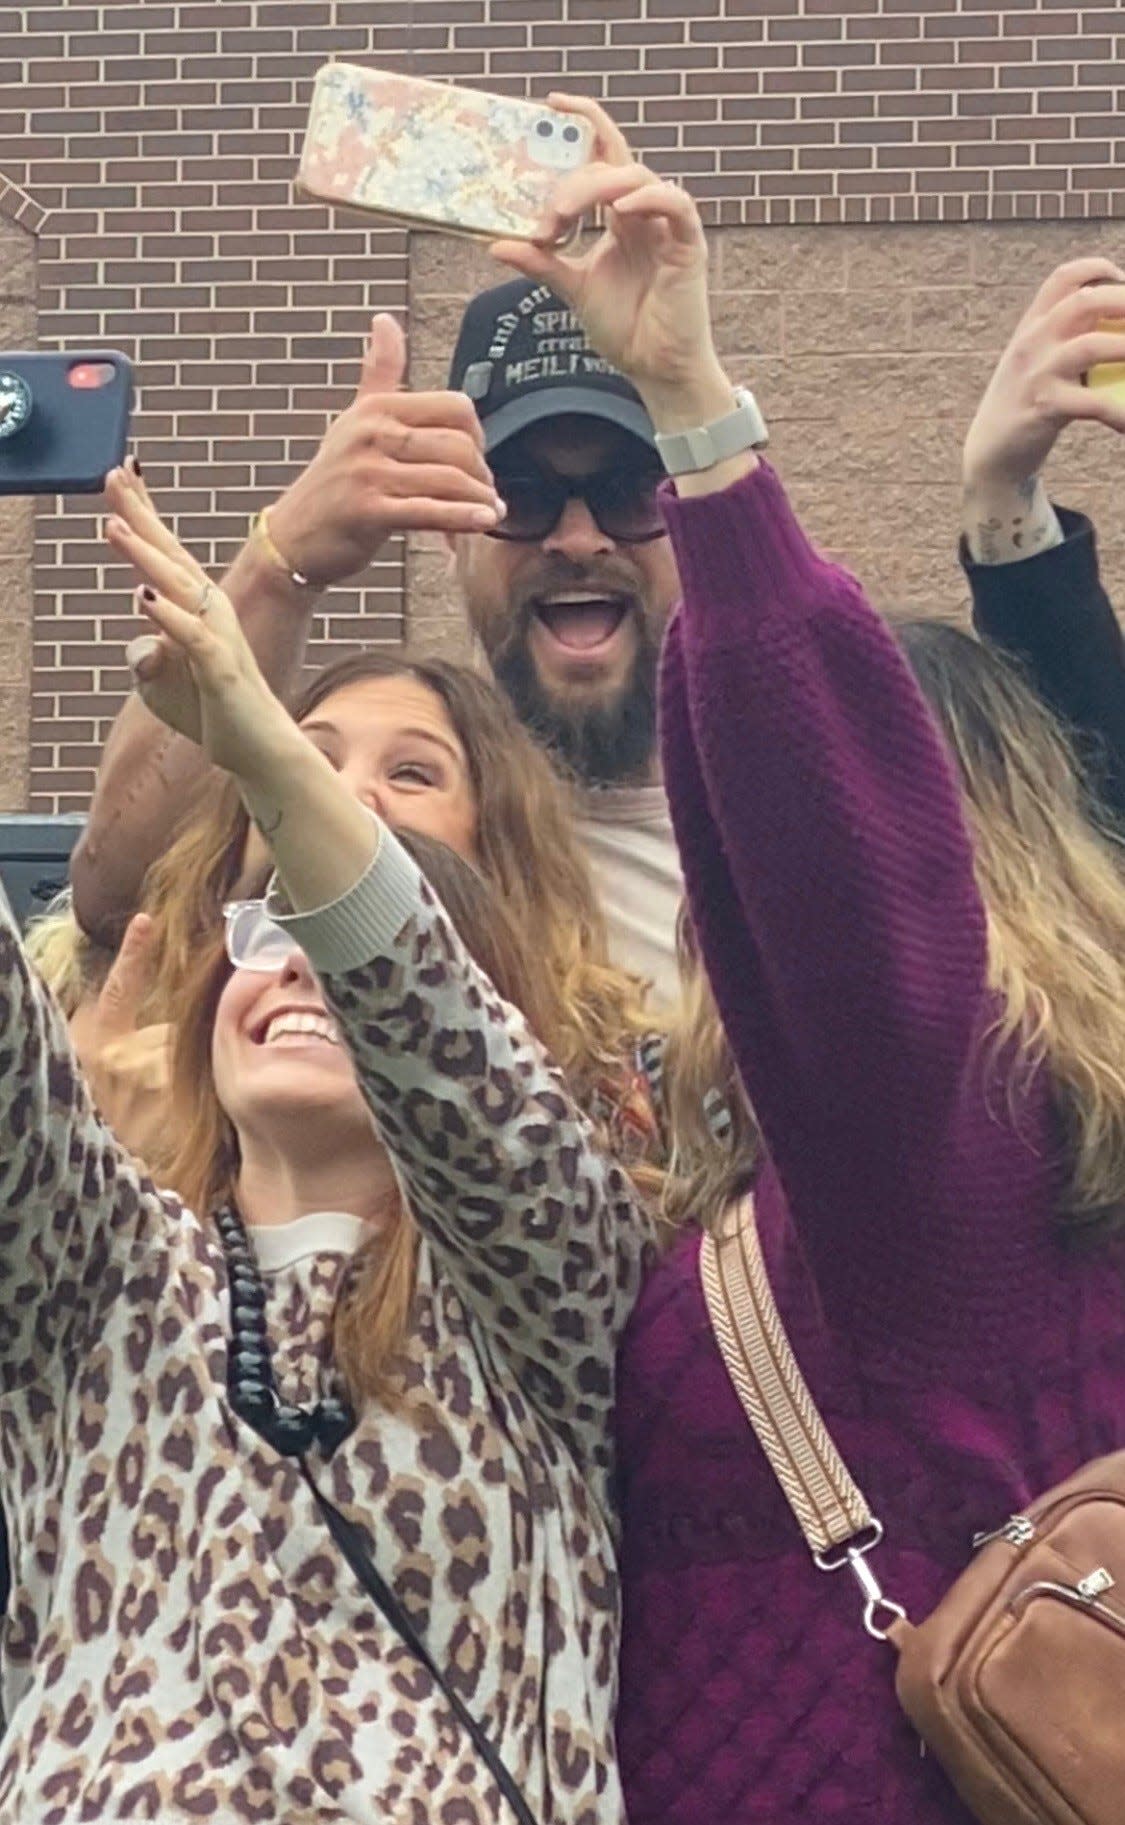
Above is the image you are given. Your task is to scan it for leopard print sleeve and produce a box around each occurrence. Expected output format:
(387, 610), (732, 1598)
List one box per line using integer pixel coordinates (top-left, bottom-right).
(0, 896), (169, 1397)
(268, 830), (654, 1484)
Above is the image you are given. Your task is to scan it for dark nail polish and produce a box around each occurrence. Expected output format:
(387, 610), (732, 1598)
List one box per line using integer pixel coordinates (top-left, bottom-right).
(130, 455), (143, 478)
(141, 585), (156, 602)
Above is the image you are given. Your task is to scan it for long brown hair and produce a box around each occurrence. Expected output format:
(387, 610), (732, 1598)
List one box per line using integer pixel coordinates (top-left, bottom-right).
(140, 650), (654, 1101)
(161, 827), (561, 1404)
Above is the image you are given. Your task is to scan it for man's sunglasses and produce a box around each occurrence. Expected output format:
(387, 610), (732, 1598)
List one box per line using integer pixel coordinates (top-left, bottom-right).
(486, 467), (667, 544)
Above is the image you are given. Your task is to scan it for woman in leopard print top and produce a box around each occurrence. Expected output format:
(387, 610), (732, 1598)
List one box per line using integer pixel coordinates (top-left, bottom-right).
(0, 494), (652, 1822)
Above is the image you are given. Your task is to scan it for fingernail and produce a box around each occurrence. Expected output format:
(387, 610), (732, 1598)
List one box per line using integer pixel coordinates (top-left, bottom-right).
(471, 506), (499, 527)
(140, 585), (156, 603)
(127, 454), (143, 479)
(492, 496), (507, 519)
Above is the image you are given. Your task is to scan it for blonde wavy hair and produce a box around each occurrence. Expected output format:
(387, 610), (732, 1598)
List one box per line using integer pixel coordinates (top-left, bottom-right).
(898, 619), (1125, 1231)
(24, 890), (110, 1016)
(661, 621), (1125, 1237)
(657, 910), (759, 1234)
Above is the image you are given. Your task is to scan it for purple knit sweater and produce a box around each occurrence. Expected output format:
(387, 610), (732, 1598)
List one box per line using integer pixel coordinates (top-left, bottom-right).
(616, 464), (1125, 1823)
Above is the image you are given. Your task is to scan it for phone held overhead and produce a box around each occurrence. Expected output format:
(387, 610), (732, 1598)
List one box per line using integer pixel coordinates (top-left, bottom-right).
(296, 63), (594, 242)
(0, 351), (133, 497)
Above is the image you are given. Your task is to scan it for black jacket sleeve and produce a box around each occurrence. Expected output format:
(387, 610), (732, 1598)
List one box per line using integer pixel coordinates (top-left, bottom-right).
(965, 507), (1125, 826)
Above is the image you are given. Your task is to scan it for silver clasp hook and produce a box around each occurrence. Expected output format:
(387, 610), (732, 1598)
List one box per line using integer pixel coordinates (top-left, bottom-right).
(813, 1519), (909, 1641)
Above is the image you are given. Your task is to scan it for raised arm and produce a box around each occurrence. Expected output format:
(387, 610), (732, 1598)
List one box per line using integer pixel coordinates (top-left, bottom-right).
(72, 316), (505, 945)
(493, 101), (1065, 1336)
(105, 495), (650, 1489)
(272, 834), (650, 1479)
(0, 881), (165, 1398)
(657, 468), (989, 1227)
(960, 259), (1125, 825)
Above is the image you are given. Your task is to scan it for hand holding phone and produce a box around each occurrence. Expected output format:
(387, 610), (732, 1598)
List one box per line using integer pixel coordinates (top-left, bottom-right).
(0, 351), (133, 496)
(297, 64), (595, 242)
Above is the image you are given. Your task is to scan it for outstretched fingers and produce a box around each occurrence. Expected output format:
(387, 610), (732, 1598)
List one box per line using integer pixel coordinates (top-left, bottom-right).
(106, 512), (210, 613)
(104, 465), (208, 580)
(132, 582), (215, 656)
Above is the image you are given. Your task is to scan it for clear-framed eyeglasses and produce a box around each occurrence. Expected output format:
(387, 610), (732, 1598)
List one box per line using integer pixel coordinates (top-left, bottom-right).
(223, 899), (303, 973)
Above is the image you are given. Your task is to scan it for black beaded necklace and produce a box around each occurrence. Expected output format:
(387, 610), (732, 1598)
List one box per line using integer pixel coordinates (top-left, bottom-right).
(214, 1204), (357, 1458)
(213, 1209), (538, 1825)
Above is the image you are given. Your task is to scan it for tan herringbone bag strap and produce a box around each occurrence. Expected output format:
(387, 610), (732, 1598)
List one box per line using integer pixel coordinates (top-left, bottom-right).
(700, 1204), (874, 1556)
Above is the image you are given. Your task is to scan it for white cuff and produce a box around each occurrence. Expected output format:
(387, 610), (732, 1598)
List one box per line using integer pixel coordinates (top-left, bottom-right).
(264, 824), (422, 975)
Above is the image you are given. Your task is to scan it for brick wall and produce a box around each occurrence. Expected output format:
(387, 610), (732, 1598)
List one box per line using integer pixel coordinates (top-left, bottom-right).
(1, 2), (1124, 810)
(3, 2), (413, 813)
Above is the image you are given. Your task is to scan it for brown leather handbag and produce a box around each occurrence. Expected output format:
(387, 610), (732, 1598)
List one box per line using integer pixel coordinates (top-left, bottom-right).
(701, 1208), (1125, 1825)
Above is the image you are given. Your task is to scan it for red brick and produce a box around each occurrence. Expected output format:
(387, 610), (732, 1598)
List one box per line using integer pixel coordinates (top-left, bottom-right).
(764, 68), (838, 94)
(841, 119), (912, 144)
(802, 92), (872, 117)
(842, 68), (920, 93)
(768, 15), (841, 40)
(845, 13), (921, 37)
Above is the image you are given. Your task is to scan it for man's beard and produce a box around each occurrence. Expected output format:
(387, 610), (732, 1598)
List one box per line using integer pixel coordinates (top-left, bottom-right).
(491, 611), (659, 789)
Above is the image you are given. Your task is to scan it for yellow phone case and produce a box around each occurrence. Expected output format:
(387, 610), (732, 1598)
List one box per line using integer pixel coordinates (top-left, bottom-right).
(1086, 319), (1125, 406)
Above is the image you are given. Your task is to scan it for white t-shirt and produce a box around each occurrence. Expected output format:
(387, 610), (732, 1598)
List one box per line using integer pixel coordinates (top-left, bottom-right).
(574, 782), (684, 1007)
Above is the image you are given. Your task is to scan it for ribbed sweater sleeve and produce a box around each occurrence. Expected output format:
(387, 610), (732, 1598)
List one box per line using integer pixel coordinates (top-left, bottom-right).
(659, 464), (1061, 1357)
(965, 508), (1125, 826)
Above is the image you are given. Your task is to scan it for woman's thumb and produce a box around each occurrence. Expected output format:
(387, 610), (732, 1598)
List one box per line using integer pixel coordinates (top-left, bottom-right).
(126, 635), (165, 682)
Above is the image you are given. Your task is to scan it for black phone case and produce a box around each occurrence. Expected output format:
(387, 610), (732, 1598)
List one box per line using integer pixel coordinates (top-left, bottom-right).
(0, 351), (133, 496)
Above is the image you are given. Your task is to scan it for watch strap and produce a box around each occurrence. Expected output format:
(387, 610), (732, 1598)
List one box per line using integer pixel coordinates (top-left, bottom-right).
(655, 386), (769, 477)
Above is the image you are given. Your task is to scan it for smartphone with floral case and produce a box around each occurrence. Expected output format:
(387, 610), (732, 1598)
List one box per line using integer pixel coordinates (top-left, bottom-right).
(297, 63), (595, 242)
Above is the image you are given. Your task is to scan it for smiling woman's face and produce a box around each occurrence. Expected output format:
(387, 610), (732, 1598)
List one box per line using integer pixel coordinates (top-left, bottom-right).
(213, 671), (479, 1147)
(212, 940), (368, 1155)
(235, 666), (479, 885)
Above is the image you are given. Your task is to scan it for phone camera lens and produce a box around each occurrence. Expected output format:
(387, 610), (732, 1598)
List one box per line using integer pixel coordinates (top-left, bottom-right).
(563, 125), (580, 142)
(536, 118), (553, 137)
(0, 373), (33, 443)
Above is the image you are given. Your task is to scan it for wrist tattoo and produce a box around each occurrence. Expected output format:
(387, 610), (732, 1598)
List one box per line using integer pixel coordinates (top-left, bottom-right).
(966, 476), (1063, 566)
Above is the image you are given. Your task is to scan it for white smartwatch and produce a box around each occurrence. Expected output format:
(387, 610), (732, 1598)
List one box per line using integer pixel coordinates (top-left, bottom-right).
(654, 386), (769, 477)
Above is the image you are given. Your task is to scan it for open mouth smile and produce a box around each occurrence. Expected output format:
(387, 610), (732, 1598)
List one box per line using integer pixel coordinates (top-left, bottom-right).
(532, 592), (632, 655)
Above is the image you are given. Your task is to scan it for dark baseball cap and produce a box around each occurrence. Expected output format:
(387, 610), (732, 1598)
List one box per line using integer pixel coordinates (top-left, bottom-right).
(448, 277), (655, 454)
